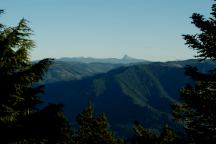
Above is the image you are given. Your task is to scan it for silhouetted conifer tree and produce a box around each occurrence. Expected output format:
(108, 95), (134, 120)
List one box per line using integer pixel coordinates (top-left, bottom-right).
(133, 121), (158, 144)
(73, 102), (123, 144)
(172, 2), (216, 143)
(158, 125), (179, 144)
(0, 10), (73, 143)
(132, 122), (179, 144)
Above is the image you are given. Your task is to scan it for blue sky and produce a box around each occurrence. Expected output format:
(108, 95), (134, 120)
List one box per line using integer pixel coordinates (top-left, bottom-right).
(1, 0), (214, 61)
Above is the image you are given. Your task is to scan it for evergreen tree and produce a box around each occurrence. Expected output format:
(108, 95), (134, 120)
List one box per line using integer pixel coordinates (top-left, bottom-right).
(132, 121), (158, 144)
(23, 104), (73, 144)
(0, 11), (72, 143)
(132, 122), (179, 144)
(158, 125), (179, 144)
(172, 2), (216, 143)
(73, 102), (123, 144)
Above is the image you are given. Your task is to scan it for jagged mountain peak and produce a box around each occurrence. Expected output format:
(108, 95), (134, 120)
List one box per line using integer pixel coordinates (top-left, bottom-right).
(122, 54), (134, 60)
(59, 55), (149, 64)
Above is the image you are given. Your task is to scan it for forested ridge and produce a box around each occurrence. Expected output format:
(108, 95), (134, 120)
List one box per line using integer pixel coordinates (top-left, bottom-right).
(1, 1), (216, 143)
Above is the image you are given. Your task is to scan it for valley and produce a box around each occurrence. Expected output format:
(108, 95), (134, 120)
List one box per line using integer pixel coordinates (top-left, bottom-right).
(40, 57), (215, 136)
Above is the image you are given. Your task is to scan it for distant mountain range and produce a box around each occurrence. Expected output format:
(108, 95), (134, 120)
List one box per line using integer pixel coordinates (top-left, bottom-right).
(40, 58), (216, 136)
(41, 61), (122, 84)
(58, 55), (149, 64)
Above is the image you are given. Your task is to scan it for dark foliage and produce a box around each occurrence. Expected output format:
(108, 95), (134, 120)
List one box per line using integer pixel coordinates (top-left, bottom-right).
(73, 102), (124, 144)
(172, 2), (216, 144)
(131, 122), (179, 144)
(0, 10), (72, 143)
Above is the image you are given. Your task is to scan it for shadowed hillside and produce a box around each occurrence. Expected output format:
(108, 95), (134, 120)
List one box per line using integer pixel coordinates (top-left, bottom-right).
(40, 61), (122, 83)
(40, 60), (215, 136)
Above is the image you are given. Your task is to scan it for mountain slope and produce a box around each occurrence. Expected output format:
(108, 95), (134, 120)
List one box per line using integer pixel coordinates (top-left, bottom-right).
(41, 62), (195, 136)
(41, 61), (122, 83)
(39, 59), (216, 136)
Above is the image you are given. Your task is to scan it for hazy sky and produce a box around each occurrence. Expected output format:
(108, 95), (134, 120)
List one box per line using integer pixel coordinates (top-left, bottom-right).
(1, 0), (214, 61)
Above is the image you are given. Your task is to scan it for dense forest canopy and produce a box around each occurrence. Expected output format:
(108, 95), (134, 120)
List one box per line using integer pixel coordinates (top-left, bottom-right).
(0, 1), (216, 143)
